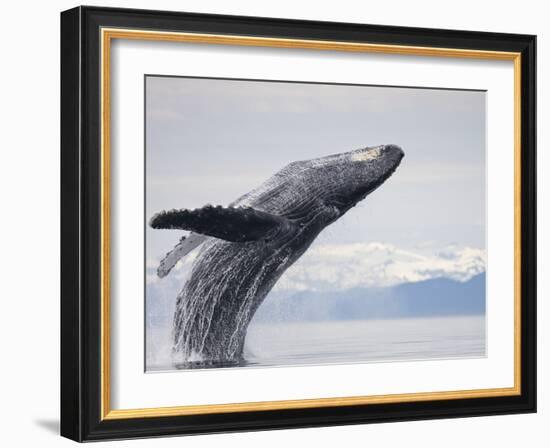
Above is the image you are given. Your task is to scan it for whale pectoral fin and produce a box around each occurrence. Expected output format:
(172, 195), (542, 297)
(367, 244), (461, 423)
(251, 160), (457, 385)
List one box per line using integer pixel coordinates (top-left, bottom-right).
(149, 205), (289, 243)
(157, 233), (206, 278)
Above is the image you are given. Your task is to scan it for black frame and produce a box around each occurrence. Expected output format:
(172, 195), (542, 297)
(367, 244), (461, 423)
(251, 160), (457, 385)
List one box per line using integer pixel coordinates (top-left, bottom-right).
(61, 5), (536, 442)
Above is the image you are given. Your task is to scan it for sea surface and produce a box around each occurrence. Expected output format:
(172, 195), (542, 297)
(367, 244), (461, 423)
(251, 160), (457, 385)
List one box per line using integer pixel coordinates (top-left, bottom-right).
(146, 315), (485, 372)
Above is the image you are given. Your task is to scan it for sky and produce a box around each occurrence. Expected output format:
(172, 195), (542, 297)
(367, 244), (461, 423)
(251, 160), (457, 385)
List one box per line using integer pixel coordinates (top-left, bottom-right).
(145, 75), (486, 265)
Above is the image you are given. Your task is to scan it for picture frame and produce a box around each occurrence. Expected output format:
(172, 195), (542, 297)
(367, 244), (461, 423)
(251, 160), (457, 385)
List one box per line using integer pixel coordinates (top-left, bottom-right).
(60, 5), (536, 442)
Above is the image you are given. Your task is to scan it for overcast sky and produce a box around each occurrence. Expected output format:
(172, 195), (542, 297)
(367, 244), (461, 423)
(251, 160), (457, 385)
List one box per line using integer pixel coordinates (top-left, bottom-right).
(145, 75), (486, 265)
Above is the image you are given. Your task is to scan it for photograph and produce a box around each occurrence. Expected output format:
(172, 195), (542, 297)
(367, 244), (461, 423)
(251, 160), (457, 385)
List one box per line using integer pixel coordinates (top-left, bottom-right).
(145, 75), (487, 372)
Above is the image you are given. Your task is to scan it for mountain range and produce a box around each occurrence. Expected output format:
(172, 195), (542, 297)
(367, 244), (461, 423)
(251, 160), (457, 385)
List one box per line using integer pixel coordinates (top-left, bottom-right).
(252, 273), (485, 323)
(146, 242), (486, 323)
(272, 242), (486, 291)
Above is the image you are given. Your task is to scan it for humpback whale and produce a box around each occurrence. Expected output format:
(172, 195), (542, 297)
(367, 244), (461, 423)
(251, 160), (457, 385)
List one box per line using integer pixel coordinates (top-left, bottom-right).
(150, 144), (404, 368)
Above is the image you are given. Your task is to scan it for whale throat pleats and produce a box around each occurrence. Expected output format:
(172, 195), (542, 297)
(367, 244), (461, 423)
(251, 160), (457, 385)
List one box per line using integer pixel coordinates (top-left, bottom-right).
(149, 204), (291, 243)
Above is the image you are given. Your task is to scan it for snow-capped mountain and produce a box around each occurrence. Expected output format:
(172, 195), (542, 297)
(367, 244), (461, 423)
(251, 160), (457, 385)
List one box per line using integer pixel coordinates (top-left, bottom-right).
(253, 273), (486, 323)
(146, 241), (486, 325)
(147, 240), (485, 293)
(273, 242), (486, 292)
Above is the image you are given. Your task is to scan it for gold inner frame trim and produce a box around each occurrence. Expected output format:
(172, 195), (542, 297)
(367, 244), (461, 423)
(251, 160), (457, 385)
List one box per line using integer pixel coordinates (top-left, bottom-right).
(100, 27), (522, 420)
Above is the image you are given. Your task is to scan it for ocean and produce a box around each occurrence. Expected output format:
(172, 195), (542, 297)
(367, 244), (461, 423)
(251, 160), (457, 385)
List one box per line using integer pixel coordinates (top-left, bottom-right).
(146, 315), (485, 372)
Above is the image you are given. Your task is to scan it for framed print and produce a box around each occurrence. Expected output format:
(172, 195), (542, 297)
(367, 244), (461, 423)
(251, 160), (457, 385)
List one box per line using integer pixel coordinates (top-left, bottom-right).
(60, 6), (536, 442)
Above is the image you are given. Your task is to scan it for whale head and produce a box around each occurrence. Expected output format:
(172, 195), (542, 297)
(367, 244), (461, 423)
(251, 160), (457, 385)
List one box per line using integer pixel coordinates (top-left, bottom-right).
(291, 144), (404, 214)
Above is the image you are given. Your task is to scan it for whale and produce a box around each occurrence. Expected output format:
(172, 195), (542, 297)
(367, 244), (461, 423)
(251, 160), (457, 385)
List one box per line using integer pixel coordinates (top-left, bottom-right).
(150, 144), (404, 368)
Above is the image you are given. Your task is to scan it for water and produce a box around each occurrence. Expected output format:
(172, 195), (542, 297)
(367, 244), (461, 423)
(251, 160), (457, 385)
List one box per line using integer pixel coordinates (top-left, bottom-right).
(146, 315), (485, 372)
